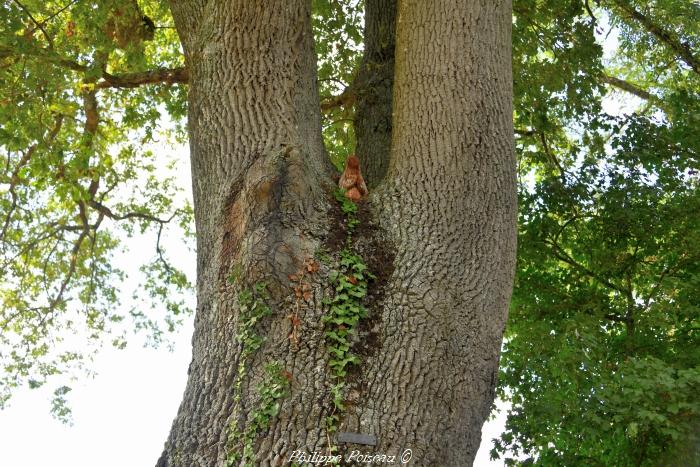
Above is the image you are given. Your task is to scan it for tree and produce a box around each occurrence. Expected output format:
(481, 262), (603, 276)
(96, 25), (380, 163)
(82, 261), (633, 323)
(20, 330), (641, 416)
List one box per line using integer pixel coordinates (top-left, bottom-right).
(7, 0), (695, 465)
(1, 0), (516, 466)
(494, 1), (700, 465)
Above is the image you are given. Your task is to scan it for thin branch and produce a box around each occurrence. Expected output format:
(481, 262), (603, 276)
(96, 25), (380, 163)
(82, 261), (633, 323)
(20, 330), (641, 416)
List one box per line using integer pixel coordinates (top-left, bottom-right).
(0, 42), (87, 73)
(155, 219), (174, 275)
(584, 0), (598, 26)
(0, 41), (189, 90)
(539, 130), (565, 176)
(13, 0), (53, 48)
(40, 0), (79, 26)
(320, 87), (355, 112)
(600, 74), (655, 101)
(318, 77), (350, 89)
(543, 235), (629, 296)
(610, 0), (700, 74)
(87, 200), (175, 225)
(96, 67), (189, 89)
(90, 200), (179, 275)
(515, 128), (536, 137)
(605, 313), (626, 323)
(1, 115), (64, 241)
(47, 225), (89, 313)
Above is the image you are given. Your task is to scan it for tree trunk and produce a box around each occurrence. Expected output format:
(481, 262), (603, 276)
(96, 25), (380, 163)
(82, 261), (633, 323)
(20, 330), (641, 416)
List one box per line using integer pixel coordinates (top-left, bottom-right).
(158, 2), (332, 465)
(353, 0), (396, 188)
(157, 0), (515, 466)
(365, 0), (516, 464)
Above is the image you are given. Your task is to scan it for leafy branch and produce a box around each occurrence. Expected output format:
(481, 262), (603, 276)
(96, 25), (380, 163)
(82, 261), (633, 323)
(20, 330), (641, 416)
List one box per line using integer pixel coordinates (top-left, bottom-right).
(608, 0), (700, 74)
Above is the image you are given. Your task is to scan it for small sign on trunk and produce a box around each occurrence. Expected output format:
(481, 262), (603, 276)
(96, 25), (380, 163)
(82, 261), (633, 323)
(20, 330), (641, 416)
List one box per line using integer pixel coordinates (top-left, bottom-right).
(337, 432), (378, 446)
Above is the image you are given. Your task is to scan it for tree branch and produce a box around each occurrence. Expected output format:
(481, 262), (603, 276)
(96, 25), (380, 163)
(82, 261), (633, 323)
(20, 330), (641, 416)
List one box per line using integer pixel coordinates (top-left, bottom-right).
(0, 42), (87, 73)
(1, 115), (64, 241)
(46, 222), (89, 314)
(41, 0), (79, 26)
(539, 130), (565, 176)
(87, 199), (179, 275)
(82, 88), (99, 136)
(12, 0), (54, 48)
(0, 41), (189, 89)
(543, 222), (630, 297)
(515, 128), (536, 137)
(584, 0), (598, 26)
(87, 200), (175, 225)
(320, 87), (355, 112)
(600, 74), (655, 101)
(610, 0), (700, 74)
(96, 67), (189, 89)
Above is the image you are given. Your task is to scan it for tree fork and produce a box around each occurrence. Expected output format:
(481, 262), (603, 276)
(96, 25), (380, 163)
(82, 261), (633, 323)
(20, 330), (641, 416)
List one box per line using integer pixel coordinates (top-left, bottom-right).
(158, 0), (516, 465)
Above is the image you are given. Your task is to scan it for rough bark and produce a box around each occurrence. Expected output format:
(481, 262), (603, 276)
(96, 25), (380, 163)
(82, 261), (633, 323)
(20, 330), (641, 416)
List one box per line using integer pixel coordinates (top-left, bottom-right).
(353, 0), (396, 188)
(157, 1), (332, 465)
(359, 0), (516, 464)
(157, 0), (516, 466)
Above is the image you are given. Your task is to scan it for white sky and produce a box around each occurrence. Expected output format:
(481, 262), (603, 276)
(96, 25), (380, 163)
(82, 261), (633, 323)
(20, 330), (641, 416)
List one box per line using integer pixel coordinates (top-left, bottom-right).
(0, 325), (508, 466)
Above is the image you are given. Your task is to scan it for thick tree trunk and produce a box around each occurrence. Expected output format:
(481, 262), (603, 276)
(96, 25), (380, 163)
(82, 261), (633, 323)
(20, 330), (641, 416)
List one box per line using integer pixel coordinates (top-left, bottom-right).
(158, 0), (515, 466)
(158, 2), (333, 465)
(359, 0), (516, 464)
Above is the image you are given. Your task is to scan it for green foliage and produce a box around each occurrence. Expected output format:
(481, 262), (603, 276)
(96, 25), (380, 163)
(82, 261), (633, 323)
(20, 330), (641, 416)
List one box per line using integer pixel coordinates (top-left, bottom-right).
(226, 282), (292, 466)
(236, 283), (272, 358)
(2, 1), (699, 464)
(227, 361), (291, 467)
(323, 249), (371, 381)
(313, 0), (363, 169)
(1, 0), (191, 412)
(496, 1), (700, 464)
(231, 282), (272, 404)
(333, 188), (360, 232)
(322, 192), (374, 438)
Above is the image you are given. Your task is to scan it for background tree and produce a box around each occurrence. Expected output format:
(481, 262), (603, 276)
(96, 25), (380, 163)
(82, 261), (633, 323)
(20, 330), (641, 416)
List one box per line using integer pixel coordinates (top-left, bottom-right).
(494, 1), (700, 465)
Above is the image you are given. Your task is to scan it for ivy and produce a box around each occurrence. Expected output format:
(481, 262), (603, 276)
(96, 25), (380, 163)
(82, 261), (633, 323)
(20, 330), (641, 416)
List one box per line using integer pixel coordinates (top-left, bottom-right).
(322, 191), (375, 439)
(225, 282), (291, 466)
(227, 362), (291, 467)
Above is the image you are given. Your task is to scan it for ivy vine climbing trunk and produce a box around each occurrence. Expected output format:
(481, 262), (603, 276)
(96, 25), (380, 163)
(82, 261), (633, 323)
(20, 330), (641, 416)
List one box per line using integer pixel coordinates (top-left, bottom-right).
(157, 1), (332, 465)
(157, 0), (515, 466)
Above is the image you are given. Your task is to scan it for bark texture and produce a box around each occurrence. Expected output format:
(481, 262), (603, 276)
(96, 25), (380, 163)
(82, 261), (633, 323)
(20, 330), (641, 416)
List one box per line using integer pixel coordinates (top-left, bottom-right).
(158, 0), (515, 466)
(350, 0), (516, 464)
(353, 0), (397, 187)
(158, 2), (333, 465)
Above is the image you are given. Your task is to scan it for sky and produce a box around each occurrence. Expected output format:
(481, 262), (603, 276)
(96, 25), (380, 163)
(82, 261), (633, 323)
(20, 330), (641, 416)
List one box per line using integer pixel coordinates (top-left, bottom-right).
(0, 14), (635, 467)
(0, 327), (509, 466)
